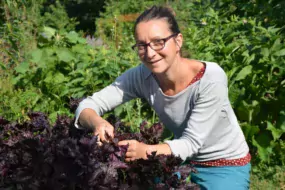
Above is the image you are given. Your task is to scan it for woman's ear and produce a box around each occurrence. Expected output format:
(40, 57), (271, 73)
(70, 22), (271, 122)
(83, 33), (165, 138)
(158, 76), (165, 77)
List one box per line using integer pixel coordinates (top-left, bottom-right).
(175, 33), (183, 51)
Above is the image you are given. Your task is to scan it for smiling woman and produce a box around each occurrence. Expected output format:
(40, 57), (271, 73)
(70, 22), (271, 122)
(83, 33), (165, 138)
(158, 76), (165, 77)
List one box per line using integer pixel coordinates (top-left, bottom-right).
(75, 5), (251, 190)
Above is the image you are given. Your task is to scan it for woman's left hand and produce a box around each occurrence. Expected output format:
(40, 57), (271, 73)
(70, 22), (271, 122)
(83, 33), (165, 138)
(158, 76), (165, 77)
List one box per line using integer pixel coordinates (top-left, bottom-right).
(118, 140), (150, 162)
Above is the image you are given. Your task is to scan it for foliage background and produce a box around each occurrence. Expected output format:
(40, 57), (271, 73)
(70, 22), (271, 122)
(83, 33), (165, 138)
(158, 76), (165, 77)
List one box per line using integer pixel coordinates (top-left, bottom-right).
(0, 0), (284, 188)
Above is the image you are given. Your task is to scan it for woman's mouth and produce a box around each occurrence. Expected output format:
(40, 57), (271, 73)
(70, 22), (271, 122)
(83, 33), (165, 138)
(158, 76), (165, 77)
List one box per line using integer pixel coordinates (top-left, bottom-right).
(147, 59), (162, 64)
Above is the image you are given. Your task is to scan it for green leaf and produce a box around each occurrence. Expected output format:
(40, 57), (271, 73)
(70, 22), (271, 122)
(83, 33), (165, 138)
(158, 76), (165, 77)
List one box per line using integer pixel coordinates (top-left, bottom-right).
(227, 66), (240, 82)
(69, 87), (85, 93)
(15, 62), (29, 74)
(267, 26), (280, 34)
(72, 44), (88, 54)
(273, 49), (285, 57)
(65, 31), (79, 44)
(67, 77), (85, 85)
(31, 49), (43, 63)
(104, 69), (118, 77)
(235, 65), (252, 81)
(11, 75), (23, 85)
(261, 48), (269, 57)
(42, 26), (56, 40)
(267, 121), (283, 141)
(78, 38), (87, 44)
(241, 124), (259, 141)
(0, 62), (6, 70)
(271, 38), (281, 52)
(281, 80), (285, 87)
(44, 72), (66, 84)
(229, 85), (240, 106)
(244, 54), (255, 64)
(72, 91), (86, 98)
(59, 87), (70, 97)
(252, 132), (272, 162)
(44, 72), (54, 83)
(57, 48), (75, 62)
(53, 73), (66, 84)
(114, 104), (124, 116)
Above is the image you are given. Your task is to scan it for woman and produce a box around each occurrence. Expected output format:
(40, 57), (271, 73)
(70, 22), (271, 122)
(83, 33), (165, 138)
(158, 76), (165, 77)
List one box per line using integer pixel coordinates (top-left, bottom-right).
(75, 6), (251, 190)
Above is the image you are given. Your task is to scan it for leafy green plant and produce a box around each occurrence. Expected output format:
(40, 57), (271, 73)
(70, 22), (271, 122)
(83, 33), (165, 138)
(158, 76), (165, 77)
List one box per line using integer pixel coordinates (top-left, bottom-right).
(8, 27), (116, 121)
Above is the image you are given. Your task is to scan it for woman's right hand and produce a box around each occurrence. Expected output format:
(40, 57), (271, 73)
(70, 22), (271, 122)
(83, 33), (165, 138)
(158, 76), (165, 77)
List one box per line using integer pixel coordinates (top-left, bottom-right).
(93, 118), (114, 144)
(78, 108), (114, 144)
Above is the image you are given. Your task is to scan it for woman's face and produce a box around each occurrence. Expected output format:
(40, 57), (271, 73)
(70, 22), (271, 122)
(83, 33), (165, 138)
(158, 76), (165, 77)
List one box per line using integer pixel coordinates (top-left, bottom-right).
(135, 19), (182, 74)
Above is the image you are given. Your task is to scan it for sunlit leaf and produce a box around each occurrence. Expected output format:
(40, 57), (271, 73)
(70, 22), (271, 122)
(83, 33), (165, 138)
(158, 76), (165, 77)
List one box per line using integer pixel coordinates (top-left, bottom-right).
(66, 31), (79, 44)
(267, 121), (283, 141)
(15, 62), (29, 74)
(273, 49), (285, 57)
(57, 48), (75, 62)
(261, 48), (269, 57)
(271, 38), (282, 52)
(31, 49), (43, 63)
(53, 73), (66, 84)
(235, 65), (252, 81)
(72, 44), (88, 54)
(42, 26), (56, 40)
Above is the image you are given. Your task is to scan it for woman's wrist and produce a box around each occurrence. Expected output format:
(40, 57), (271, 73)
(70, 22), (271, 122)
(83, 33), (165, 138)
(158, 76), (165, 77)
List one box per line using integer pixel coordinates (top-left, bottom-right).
(147, 143), (172, 156)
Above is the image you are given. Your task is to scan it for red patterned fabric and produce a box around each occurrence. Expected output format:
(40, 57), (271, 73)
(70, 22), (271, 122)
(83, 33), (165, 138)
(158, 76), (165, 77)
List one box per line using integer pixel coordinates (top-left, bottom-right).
(189, 64), (206, 86)
(190, 153), (251, 167)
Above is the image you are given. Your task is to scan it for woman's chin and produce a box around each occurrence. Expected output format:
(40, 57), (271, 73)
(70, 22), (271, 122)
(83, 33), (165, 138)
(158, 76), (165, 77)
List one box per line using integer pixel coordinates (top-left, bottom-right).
(152, 67), (164, 72)
(147, 65), (165, 74)
(145, 60), (166, 73)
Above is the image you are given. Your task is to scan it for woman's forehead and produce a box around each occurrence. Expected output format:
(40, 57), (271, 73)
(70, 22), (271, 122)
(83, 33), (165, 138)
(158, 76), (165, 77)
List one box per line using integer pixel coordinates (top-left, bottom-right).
(135, 19), (170, 39)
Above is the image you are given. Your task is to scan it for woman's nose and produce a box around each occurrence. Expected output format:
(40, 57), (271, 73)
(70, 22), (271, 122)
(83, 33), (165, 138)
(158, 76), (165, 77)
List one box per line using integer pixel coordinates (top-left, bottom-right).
(145, 45), (156, 59)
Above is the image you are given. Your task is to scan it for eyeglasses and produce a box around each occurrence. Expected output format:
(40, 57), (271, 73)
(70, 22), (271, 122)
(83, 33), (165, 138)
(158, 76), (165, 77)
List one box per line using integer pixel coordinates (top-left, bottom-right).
(132, 33), (179, 53)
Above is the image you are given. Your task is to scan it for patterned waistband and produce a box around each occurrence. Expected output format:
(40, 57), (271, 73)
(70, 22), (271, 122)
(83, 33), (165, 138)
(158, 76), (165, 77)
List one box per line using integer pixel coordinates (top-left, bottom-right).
(189, 153), (251, 167)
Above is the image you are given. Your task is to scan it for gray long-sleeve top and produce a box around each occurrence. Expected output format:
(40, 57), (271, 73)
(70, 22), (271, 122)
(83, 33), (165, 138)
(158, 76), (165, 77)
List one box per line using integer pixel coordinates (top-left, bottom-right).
(75, 61), (249, 161)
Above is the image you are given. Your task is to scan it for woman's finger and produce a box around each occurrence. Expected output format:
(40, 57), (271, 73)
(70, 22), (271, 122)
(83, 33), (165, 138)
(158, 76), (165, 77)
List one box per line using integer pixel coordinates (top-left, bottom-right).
(99, 126), (109, 142)
(118, 140), (130, 146)
(125, 151), (135, 158)
(125, 157), (136, 162)
(100, 133), (107, 142)
(106, 126), (114, 138)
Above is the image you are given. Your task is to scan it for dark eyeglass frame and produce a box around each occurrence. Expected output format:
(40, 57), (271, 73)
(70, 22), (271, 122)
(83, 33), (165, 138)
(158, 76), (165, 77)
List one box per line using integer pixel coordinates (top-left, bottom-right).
(132, 33), (179, 52)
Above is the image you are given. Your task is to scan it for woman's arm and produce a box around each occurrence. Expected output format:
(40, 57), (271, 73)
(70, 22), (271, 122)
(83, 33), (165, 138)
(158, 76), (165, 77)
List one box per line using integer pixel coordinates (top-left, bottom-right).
(75, 65), (145, 141)
(149, 143), (172, 156)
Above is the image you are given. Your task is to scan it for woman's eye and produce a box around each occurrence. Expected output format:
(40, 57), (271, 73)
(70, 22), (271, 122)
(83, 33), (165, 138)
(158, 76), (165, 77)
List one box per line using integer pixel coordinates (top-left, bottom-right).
(152, 40), (163, 46)
(138, 45), (145, 50)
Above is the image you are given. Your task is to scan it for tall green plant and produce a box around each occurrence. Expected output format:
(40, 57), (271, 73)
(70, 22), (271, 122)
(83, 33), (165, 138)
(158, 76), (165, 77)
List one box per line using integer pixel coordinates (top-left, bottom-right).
(8, 27), (141, 124)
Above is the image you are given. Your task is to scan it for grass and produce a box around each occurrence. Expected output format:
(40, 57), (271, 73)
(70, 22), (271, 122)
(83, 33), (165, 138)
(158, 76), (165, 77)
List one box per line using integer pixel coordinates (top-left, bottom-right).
(250, 165), (285, 190)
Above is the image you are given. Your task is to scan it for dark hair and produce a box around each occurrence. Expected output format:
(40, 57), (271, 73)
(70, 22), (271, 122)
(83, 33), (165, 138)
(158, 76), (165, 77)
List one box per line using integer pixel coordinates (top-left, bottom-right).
(134, 6), (180, 35)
